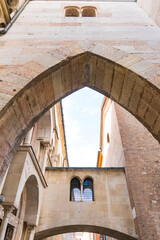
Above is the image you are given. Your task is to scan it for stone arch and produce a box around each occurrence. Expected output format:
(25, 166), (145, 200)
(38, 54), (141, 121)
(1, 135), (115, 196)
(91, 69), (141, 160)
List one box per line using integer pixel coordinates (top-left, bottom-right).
(81, 6), (97, 17)
(34, 224), (137, 240)
(70, 176), (81, 201)
(0, 49), (160, 184)
(70, 175), (82, 183)
(24, 175), (39, 225)
(82, 175), (94, 183)
(13, 175), (39, 239)
(2, 154), (40, 218)
(64, 6), (80, 17)
(82, 177), (94, 201)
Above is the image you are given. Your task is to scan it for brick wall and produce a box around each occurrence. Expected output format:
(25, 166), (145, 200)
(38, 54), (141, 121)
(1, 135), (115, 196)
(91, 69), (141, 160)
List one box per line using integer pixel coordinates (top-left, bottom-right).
(115, 103), (160, 240)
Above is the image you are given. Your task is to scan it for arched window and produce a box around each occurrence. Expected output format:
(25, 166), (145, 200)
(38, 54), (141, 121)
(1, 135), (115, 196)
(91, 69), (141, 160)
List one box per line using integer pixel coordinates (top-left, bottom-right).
(65, 7), (79, 17)
(82, 7), (96, 17)
(70, 177), (81, 201)
(83, 178), (94, 201)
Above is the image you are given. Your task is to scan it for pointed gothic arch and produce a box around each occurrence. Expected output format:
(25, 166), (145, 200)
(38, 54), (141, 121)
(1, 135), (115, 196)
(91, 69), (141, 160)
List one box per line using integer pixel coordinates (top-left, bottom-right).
(0, 47), (159, 184)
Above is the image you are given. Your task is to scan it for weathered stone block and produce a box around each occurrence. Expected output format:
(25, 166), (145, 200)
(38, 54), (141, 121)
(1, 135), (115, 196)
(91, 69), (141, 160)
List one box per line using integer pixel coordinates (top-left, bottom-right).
(119, 70), (136, 108)
(128, 77), (145, 114)
(61, 61), (72, 94)
(42, 74), (55, 107)
(102, 60), (115, 97)
(111, 65), (126, 102)
(95, 58), (106, 90)
(52, 69), (65, 102)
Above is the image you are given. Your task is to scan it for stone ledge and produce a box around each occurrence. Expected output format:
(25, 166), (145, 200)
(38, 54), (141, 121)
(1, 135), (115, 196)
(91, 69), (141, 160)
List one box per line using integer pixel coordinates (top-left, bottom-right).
(18, 145), (48, 188)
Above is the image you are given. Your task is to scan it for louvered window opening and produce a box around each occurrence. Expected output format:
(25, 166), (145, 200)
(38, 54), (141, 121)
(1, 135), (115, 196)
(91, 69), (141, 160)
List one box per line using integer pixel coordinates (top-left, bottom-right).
(70, 178), (81, 201)
(83, 178), (94, 201)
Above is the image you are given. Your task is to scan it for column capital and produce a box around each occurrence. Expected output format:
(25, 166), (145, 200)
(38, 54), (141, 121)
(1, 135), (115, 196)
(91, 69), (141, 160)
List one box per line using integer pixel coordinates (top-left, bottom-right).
(3, 205), (15, 215)
(27, 224), (36, 232)
(42, 141), (50, 150)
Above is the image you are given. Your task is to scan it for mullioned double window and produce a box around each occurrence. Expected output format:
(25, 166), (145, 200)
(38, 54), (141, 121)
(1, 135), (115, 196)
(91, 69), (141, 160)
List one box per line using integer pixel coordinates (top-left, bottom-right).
(70, 177), (94, 202)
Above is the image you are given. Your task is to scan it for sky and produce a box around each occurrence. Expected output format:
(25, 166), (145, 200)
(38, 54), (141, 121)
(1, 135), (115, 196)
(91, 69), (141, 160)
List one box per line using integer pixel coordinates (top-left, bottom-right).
(62, 87), (104, 167)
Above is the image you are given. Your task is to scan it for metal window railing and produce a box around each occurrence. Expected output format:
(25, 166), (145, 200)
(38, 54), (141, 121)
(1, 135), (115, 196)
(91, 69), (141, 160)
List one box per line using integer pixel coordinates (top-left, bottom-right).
(83, 178), (94, 201)
(70, 178), (81, 201)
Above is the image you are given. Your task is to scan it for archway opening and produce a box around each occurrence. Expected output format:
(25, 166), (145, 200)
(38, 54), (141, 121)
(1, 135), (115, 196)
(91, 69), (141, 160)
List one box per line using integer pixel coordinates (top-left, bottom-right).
(0, 51), (159, 180)
(13, 175), (39, 239)
(40, 232), (129, 240)
(34, 225), (137, 240)
(62, 87), (103, 167)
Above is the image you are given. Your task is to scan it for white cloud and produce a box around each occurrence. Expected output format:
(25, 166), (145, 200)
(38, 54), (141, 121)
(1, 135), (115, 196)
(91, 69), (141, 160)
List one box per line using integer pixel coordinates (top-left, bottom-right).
(62, 96), (73, 110)
(65, 119), (82, 145)
(81, 107), (99, 116)
(62, 87), (103, 167)
(69, 143), (98, 167)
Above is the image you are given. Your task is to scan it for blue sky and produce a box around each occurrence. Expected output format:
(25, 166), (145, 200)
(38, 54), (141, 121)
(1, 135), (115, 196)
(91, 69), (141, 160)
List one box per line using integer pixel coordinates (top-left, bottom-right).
(62, 87), (104, 167)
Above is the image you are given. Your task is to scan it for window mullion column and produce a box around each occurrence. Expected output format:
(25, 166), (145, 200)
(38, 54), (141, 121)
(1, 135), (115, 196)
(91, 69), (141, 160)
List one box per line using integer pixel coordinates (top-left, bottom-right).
(81, 182), (83, 201)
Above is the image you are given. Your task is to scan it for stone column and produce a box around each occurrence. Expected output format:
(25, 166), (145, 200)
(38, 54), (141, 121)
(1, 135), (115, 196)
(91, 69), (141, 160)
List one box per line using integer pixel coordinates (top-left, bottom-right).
(14, 219), (24, 240)
(52, 155), (58, 167)
(63, 158), (68, 167)
(0, 205), (13, 240)
(79, 9), (82, 17)
(24, 128), (33, 145)
(81, 182), (83, 201)
(41, 143), (49, 174)
(25, 225), (36, 240)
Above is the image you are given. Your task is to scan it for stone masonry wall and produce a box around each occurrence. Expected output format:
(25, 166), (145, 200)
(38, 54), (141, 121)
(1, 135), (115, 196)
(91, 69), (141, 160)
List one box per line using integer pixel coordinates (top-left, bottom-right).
(138, 0), (160, 26)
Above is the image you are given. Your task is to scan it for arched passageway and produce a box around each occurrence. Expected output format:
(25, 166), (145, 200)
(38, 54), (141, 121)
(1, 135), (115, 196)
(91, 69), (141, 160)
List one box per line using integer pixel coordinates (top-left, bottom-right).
(34, 225), (137, 240)
(0, 50), (160, 183)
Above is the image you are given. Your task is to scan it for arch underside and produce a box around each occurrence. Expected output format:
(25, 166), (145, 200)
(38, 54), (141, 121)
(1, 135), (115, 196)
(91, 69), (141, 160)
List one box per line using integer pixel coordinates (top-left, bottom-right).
(34, 224), (137, 240)
(24, 175), (39, 225)
(0, 50), (160, 181)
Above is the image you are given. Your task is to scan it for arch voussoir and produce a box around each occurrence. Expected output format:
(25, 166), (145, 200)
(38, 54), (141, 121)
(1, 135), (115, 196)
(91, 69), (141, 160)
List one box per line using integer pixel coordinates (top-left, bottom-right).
(110, 64), (127, 103)
(119, 70), (137, 108)
(137, 84), (155, 121)
(61, 61), (73, 94)
(79, 52), (90, 87)
(70, 56), (80, 91)
(127, 75), (145, 115)
(52, 68), (66, 102)
(102, 59), (115, 97)
(94, 57), (106, 90)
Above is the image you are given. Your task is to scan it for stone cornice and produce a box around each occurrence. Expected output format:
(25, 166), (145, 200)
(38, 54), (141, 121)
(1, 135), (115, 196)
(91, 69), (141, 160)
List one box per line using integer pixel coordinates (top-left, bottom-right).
(18, 145), (48, 188)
